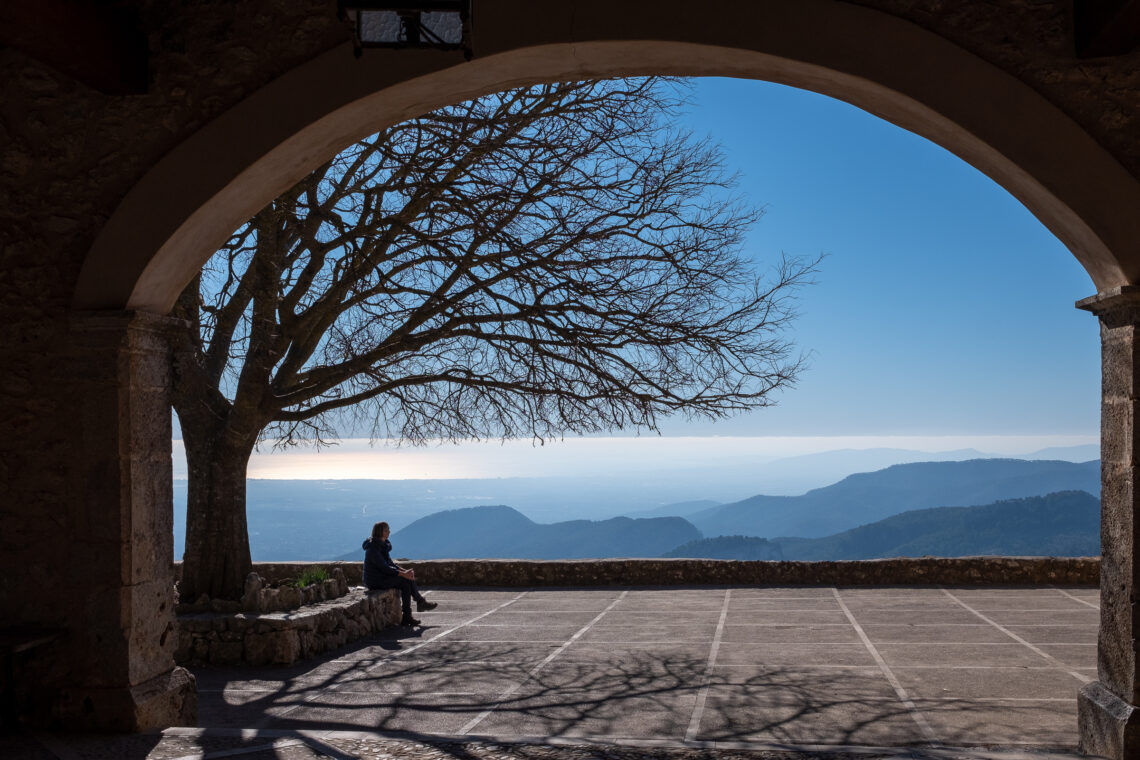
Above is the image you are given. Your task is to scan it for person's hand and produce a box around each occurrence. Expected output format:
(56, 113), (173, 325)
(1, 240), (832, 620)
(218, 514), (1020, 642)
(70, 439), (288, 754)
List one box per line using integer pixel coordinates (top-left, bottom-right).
(399, 568), (415, 580)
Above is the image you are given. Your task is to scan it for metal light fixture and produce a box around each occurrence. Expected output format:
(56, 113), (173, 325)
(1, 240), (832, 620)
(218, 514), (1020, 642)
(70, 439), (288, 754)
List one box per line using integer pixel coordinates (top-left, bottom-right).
(340, 1), (472, 59)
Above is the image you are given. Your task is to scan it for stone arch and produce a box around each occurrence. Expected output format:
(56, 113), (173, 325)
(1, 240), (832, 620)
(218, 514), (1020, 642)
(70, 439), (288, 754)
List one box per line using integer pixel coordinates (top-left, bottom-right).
(49, 2), (1140, 751)
(74, 0), (1140, 314)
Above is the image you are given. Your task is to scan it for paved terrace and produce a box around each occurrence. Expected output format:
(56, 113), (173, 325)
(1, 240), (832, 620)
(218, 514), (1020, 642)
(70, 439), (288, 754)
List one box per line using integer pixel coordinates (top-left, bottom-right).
(7, 585), (1098, 760)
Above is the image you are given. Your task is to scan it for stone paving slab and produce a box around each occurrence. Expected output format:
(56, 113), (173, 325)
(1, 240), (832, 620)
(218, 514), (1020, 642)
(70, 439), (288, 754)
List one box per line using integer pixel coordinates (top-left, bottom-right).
(1, 586), (1100, 759)
(874, 643), (1050, 668)
(473, 688), (704, 738)
(578, 624), (721, 643)
(1003, 625), (1094, 643)
(446, 624), (585, 642)
(510, 600), (620, 612)
(843, 610), (986, 626)
(891, 666), (1089, 700)
(911, 699), (1077, 745)
(725, 610), (852, 625)
(697, 693), (929, 745)
(959, 597), (1092, 611)
(716, 643), (879, 667)
(730, 588), (839, 597)
(720, 625), (863, 644)
(975, 610), (1097, 626)
(837, 598), (962, 610)
(261, 690), (490, 734)
(1035, 644), (1097, 669)
(859, 625), (1012, 644)
(720, 599), (846, 610)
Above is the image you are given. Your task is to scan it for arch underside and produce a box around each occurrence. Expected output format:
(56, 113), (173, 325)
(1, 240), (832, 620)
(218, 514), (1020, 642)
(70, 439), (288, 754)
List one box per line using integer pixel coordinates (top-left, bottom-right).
(75, 0), (1140, 313)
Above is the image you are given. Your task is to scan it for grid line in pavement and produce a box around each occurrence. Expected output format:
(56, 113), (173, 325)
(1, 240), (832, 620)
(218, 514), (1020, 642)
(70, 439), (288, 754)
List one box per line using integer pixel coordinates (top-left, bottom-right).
(1052, 587), (1099, 610)
(684, 587), (731, 741)
(940, 588), (1092, 684)
(833, 587), (941, 745)
(458, 589), (629, 735)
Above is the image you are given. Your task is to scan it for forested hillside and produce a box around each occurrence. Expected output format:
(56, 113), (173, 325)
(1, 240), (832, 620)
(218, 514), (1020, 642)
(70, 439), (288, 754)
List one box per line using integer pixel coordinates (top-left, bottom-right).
(690, 459), (1099, 538)
(773, 490), (1099, 560)
(388, 505), (702, 559)
(663, 536), (784, 560)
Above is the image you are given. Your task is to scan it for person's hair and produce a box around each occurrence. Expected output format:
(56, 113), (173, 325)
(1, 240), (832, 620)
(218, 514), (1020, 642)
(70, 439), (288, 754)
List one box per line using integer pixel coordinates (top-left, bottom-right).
(372, 521), (389, 540)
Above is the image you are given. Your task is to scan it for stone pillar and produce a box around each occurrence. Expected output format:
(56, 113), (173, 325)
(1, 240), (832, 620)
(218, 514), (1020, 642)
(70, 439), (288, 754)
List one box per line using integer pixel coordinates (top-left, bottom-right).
(1079, 287), (1140, 760)
(43, 311), (196, 730)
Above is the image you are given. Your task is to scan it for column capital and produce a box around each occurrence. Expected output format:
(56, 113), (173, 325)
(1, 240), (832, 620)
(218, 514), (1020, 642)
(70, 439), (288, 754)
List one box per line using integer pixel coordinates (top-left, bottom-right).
(69, 309), (188, 336)
(1077, 286), (1140, 318)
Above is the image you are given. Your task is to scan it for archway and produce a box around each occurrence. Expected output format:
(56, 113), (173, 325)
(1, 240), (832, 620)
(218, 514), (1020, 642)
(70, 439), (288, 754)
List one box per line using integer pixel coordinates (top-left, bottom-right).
(75, 1), (1140, 312)
(68, 1), (1140, 755)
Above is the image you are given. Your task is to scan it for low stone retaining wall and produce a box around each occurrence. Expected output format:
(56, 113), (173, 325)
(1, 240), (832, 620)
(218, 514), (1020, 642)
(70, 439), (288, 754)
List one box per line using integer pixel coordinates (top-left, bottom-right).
(177, 569), (352, 615)
(406, 556), (1099, 586)
(174, 556), (1100, 589)
(175, 588), (401, 667)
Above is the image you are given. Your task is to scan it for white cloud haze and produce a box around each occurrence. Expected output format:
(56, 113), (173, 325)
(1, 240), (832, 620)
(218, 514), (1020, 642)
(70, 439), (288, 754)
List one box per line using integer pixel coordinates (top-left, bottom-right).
(171, 434), (1097, 481)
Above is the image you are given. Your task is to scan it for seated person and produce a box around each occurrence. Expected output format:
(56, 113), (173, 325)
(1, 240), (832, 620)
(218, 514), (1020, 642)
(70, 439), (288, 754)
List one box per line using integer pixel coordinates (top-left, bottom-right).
(362, 521), (437, 626)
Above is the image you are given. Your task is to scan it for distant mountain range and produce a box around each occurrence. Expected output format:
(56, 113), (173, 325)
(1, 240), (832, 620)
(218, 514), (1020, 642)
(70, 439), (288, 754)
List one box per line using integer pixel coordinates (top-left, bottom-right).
(664, 535), (784, 560)
(625, 499), (722, 519)
(621, 444), (1099, 504)
(332, 458), (1101, 562)
(773, 490), (1099, 560)
(664, 491), (1098, 561)
(350, 487), (1099, 563)
(377, 505), (702, 560)
(1024, 444), (1100, 461)
(689, 458), (1099, 539)
(175, 446), (1101, 560)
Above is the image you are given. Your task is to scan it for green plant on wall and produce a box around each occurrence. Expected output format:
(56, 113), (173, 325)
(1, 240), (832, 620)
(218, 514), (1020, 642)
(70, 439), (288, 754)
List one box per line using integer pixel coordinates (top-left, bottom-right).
(295, 566), (329, 589)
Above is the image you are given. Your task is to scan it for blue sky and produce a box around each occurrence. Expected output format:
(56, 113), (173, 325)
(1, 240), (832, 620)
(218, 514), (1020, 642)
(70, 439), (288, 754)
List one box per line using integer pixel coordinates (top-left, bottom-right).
(649, 77), (1100, 438)
(175, 77), (1101, 480)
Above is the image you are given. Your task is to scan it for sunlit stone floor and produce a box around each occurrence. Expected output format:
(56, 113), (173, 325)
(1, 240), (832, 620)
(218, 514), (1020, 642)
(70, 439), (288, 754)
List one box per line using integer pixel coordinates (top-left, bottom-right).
(195, 586), (1096, 748)
(5, 586), (1098, 759)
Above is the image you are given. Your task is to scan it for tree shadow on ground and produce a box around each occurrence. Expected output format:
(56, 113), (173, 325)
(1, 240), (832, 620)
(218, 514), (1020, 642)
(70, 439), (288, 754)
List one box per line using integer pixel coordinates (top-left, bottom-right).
(192, 635), (1065, 751)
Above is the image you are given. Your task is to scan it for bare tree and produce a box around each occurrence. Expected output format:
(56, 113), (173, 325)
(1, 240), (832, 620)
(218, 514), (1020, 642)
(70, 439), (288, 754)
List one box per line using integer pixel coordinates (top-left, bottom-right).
(171, 78), (819, 601)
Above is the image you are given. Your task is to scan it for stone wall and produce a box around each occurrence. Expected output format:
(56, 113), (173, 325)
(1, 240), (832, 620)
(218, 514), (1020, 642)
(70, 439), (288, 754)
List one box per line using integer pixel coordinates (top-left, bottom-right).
(410, 556), (1100, 586)
(178, 556), (1099, 589)
(178, 568), (351, 614)
(176, 588), (400, 667)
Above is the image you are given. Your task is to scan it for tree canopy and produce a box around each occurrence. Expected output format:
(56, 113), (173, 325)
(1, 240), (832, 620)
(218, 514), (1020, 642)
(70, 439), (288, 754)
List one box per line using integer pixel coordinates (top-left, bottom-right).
(172, 77), (818, 600)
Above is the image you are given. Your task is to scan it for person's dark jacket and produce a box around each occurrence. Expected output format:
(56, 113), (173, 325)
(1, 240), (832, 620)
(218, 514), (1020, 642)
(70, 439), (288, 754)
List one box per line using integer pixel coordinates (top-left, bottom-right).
(362, 537), (400, 588)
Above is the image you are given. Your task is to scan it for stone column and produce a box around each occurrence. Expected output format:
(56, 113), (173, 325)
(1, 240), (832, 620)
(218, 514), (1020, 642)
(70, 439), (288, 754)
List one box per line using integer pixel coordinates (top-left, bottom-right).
(1079, 287), (1140, 760)
(45, 311), (196, 730)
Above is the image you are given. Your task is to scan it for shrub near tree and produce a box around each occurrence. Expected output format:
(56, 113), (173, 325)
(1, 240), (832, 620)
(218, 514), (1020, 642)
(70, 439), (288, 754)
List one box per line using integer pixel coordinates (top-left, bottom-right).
(172, 78), (819, 601)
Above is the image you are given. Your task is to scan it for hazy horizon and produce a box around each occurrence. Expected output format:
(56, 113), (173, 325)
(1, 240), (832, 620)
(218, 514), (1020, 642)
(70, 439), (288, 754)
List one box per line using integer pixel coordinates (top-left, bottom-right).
(171, 447), (1101, 562)
(172, 434), (1098, 483)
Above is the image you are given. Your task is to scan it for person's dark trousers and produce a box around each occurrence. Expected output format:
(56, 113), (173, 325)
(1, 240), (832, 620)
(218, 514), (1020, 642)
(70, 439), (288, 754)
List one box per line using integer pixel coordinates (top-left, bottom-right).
(369, 575), (425, 617)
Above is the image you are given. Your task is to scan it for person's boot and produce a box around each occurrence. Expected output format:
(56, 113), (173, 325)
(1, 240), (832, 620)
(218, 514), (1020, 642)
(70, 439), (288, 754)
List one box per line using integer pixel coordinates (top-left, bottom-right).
(400, 613), (421, 626)
(417, 599), (438, 612)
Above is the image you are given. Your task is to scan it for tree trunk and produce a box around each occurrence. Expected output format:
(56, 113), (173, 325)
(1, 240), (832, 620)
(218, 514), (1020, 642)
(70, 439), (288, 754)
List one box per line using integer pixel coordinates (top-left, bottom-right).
(178, 423), (255, 602)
